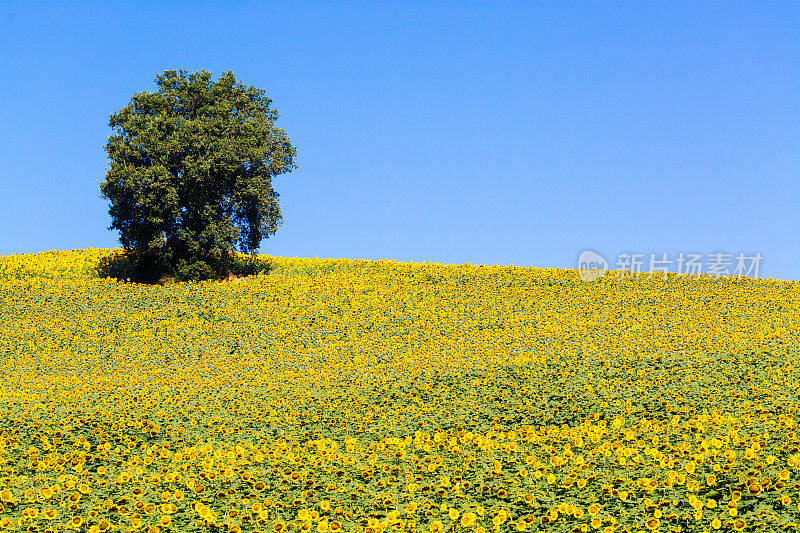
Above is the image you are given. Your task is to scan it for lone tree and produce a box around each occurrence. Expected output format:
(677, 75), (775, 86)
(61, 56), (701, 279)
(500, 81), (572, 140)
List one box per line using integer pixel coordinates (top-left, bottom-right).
(100, 69), (297, 281)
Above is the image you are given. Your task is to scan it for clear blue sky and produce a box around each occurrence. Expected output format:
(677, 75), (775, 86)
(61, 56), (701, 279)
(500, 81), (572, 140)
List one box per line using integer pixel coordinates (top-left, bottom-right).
(1, 2), (797, 280)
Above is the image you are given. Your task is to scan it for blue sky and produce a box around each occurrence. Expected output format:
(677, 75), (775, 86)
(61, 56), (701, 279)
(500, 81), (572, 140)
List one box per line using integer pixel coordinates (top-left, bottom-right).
(1, 2), (797, 280)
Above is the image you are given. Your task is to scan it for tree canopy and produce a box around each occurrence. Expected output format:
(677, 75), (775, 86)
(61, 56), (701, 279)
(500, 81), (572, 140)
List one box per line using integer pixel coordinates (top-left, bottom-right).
(100, 69), (296, 281)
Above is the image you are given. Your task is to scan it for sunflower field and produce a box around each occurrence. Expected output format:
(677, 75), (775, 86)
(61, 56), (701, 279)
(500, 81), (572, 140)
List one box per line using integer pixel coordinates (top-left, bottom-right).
(1, 249), (799, 533)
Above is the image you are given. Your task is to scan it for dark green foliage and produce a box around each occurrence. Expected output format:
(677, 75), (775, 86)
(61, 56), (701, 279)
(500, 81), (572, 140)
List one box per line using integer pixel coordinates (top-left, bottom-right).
(95, 250), (272, 284)
(100, 69), (296, 281)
